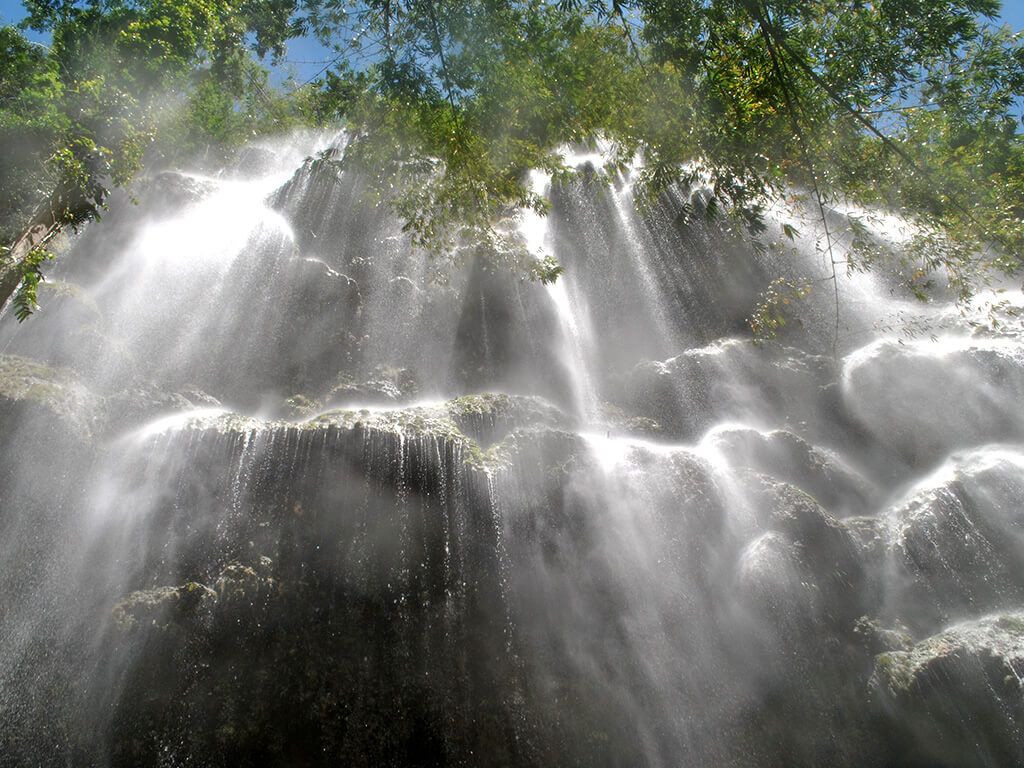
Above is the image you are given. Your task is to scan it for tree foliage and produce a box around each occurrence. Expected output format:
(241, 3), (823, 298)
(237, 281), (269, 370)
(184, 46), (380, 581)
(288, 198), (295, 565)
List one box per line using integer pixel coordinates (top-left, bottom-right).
(0, 0), (307, 316)
(283, 0), (1024, 309)
(2, 0), (1023, 322)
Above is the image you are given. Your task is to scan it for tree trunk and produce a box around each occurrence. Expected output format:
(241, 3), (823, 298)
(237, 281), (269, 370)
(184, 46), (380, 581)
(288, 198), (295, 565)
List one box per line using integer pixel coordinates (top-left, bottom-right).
(0, 186), (94, 313)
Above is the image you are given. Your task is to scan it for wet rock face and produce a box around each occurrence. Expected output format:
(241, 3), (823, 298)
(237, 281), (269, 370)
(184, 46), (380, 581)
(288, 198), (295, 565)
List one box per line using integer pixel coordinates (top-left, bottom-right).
(870, 613), (1024, 768)
(0, 354), (103, 439)
(712, 427), (876, 516)
(744, 478), (870, 627)
(881, 451), (1024, 634)
(230, 145), (285, 178)
(39, 385), (1015, 768)
(625, 341), (837, 441)
(322, 364), (415, 410)
(107, 552), (527, 768)
(86, 410), (536, 768)
(105, 385), (223, 432)
(268, 258), (364, 398)
(449, 393), (571, 449)
(45, 398), (872, 768)
(269, 153), (352, 244)
(7, 133), (1024, 768)
(0, 354), (228, 443)
(843, 340), (1024, 468)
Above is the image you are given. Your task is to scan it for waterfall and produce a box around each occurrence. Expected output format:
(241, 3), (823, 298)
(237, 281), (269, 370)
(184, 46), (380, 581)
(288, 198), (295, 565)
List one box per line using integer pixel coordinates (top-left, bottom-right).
(1, 132), (1023, 767)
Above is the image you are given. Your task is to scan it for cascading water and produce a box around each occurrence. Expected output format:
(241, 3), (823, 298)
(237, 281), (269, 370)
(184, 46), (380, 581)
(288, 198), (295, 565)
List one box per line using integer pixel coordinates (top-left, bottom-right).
(1, 132), (1023, 767)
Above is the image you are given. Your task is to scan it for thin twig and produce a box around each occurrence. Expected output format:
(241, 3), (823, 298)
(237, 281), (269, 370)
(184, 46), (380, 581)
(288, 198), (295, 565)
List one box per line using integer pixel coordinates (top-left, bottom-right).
(756, 8), (841, 356)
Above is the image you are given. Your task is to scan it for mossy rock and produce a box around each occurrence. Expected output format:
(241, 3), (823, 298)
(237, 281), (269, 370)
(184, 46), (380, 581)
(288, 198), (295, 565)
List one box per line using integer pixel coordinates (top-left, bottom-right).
(322, 364), (419, 411)
(283, 393), (322, 418)
(872, 611), (1024, 696)
(853, 616), (914, 656)
(625, 339), (836, 440)
(448, 393), (569, 445)
(103, 384), (222, 434)
(869, 611), (1024, 767)
(880, 449), (1024, 635)
(112, 582), (217, 632)
(711, 427), (876, 516)
(738, 475), (872, 629)
(0, 354), (102, 439)
(597, 402), (663, 438)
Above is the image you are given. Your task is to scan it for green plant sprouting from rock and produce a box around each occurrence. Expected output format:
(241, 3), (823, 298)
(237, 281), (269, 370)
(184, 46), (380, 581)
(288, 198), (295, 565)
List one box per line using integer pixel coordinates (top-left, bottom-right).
(11, 247), (54, 322)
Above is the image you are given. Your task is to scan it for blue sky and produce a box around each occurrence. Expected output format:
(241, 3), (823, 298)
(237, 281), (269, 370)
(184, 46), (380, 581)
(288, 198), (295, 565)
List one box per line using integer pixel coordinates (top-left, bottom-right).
(2, 0), (1023, 85)
(0, 0), (336, 83)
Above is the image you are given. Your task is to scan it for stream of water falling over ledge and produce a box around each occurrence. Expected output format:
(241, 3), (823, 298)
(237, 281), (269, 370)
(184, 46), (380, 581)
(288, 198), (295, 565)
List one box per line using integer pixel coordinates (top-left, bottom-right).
(1, 132), (1024, 767)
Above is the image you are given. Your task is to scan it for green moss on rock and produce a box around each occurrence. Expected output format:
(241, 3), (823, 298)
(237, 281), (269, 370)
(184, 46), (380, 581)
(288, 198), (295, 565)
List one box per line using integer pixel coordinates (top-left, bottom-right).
(997, 615), (1024, 634)
(868, 611), (1024, 765)
(112, 582), (217, 631)
(0, 354), (102, 438)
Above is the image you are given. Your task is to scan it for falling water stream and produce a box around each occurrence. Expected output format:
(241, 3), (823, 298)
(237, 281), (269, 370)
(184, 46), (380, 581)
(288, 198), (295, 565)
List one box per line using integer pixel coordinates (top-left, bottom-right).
(1, 133), (1024, 766)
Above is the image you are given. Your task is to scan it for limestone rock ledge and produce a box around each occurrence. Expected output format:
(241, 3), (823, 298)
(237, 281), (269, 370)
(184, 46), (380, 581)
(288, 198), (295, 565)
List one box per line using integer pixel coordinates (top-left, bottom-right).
(871, 612), (1024, 767)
